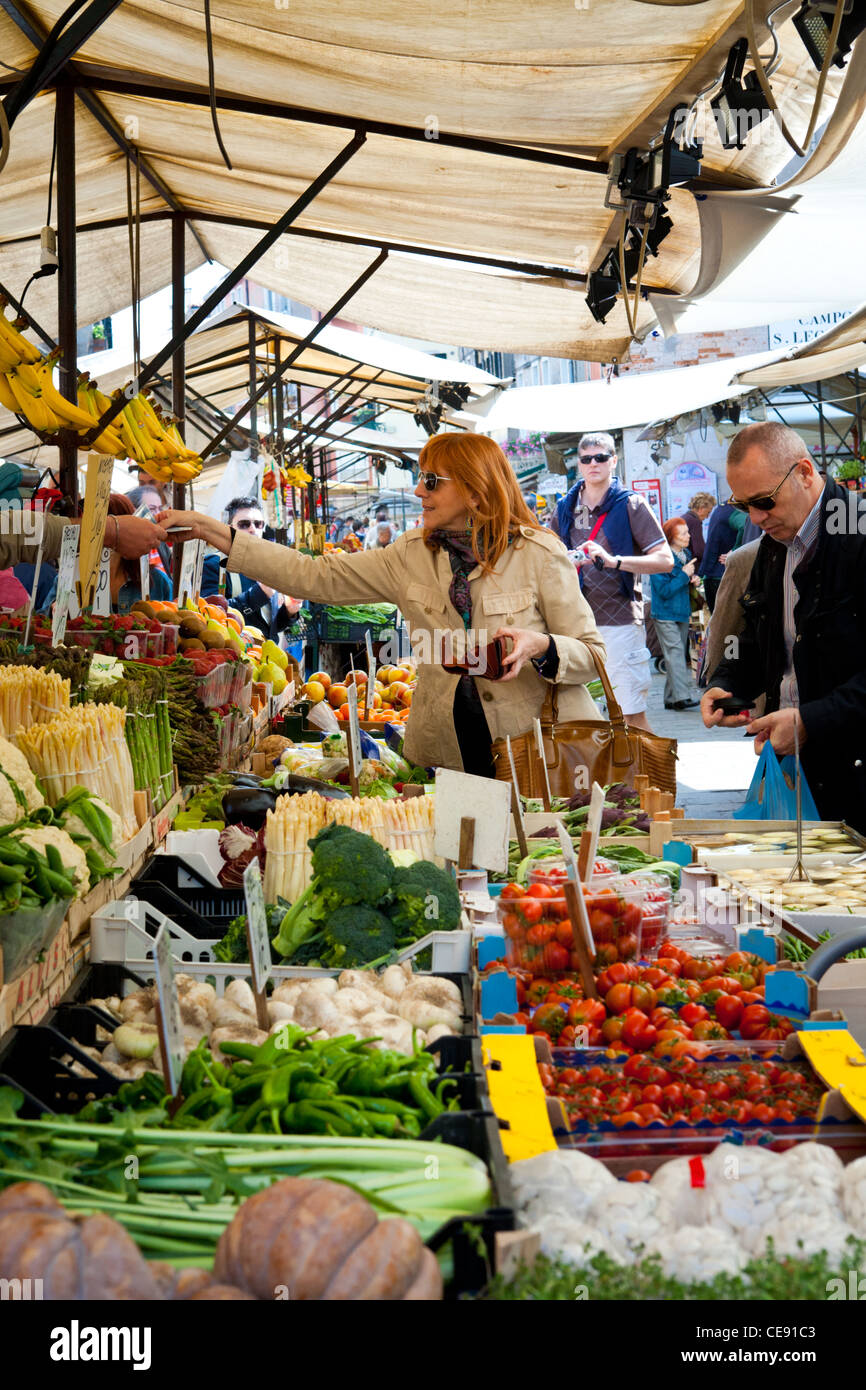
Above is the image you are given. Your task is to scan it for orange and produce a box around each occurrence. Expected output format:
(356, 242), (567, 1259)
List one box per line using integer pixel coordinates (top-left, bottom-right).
(328, 683), (349, 708)
(335, 705), (351, 721)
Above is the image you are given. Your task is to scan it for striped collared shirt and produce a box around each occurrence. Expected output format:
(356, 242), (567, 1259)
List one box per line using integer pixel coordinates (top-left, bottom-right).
(778, 490), (824, 709)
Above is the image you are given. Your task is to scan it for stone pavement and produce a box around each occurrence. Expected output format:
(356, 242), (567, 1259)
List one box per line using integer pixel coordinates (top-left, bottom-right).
(645, 671), (758, 821)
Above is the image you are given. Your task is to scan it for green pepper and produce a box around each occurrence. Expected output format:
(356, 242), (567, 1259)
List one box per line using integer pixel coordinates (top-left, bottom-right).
(262, 1067), (295, 1132)
(406, 1073), (443, 1122)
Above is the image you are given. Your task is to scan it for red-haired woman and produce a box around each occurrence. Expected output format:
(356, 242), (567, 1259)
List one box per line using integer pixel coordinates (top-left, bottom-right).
(158, 435), (605, 775)
(649, 517), (700, 711)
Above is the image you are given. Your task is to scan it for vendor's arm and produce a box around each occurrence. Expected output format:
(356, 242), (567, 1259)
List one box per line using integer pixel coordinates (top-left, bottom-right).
(158, 509), (401, 606)
(2, 511), (167, 567)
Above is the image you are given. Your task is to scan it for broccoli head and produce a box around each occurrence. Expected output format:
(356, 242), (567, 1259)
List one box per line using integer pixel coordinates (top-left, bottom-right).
(388, 860), (461, 941)
(321, 903), (397, 968)
(308, 822), (393, 910)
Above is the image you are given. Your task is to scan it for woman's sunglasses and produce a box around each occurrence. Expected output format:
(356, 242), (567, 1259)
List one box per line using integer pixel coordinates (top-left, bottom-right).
(579, 453), (612, 465)
(730, 460), (800, 513)
(419, 472), (451, 491)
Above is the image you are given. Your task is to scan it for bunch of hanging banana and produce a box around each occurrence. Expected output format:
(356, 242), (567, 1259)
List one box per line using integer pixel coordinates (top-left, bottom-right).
(0, 304), (202, 483)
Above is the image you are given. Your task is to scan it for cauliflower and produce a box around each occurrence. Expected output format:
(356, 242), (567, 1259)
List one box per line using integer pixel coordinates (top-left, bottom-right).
(0, 738), (43, 813)
(12, 824), (89, 896)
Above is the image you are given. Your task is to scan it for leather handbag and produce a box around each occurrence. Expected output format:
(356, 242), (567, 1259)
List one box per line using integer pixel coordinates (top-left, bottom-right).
(491, 649), (678, 797)
(442, 637), (508, 682)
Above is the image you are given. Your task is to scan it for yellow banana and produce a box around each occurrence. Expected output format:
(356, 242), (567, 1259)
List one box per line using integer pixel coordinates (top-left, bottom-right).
(0, 311), (40, 364)
(170, 458), (202, 484)
(33, 360), (100, 432)
(0, 373), (19, 413)
(120, 403), (154, 459)
(6, 369), (59, 433)
(0, 338), (23, 373)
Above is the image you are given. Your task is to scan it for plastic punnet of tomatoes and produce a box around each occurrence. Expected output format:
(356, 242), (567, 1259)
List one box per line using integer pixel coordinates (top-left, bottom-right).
(606, 873), (672, 958)
(527, 857), (617, 889)
(582, 881), (644, 970)
(498, 883), (577, 975)
(539, 1047), (829, 1140)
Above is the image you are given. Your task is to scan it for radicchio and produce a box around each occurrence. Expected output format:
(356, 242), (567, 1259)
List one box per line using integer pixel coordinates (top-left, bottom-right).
(218, 823), (259, 886)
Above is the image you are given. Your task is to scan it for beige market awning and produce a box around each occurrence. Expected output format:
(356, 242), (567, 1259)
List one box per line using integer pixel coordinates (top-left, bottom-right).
(0, 0), (848, 363)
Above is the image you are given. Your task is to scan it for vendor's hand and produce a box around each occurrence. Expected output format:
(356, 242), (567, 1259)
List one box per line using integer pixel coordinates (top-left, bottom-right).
(493, 627), (549, 681)
(583, 539), (615, 568)
(747, 707), (806, 757)
(110, 515), (168, 558)
(701, 687), (753, 729)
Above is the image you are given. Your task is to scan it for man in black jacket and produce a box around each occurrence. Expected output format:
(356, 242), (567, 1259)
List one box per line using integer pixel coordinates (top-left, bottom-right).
(701, 422), (866, 831)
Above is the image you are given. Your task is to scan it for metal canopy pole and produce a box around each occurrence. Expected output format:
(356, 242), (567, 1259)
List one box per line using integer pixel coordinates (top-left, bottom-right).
(170, 211), (186, 587)
(248, 314), (258, 464)
(274, 335), (287, 543)
(82, 132), (367, 445)
(55, 79), (79, 511)
(816, 380), (828, 469)
(200, 250), (388, 462)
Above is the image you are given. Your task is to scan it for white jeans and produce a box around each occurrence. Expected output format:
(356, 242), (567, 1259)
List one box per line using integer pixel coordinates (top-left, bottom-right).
(598, 624), (652, 716)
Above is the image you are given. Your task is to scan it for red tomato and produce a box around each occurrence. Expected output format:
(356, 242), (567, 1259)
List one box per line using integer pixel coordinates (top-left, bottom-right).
(631, 983), (657, 1013)
(714, 993), (744, 1032)
(701, 975), (743, 996)
(543, 942), (571, 973)
(622, 901), (643, 932)
(624, 1170), (651, 1182)
(661, 1083), (684, 1110)
(707, 1080), (731, 1101)
(616, 934), (639, 961)
(520, 899), (543, 924)
(601, 1015), (627, 1043)
(568, 998), (606, 1027)
(526, 921), (555, 946)
(592, 944), (619, 970)
(682, 958), (715, 981)
(656, 957), (682, 978)
(641, 968), (672, 988)
(634, 1102), (664, 1124)
(605, 983), (633, 1015)
(526, 978), (555, 1005)
(612, 1110), (642, 1129)
(752, 1103), (777, 1124)
(641, 1084), (664, 1105)
(650, 1006), (675, 1029)
(526, 882), (554, 899)
(622, 1013), (658, 1052)
(692, 1020), (730, 1041)
(555, 920), (574, 946)
(679, 1002), (710, 1026)
(588, 909), (615, 942)
(500, 882), (524, 899)
(740, 1003), (771, 1039)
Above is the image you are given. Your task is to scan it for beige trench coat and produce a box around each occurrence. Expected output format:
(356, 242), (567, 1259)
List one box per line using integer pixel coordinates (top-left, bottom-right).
(229, 525), (607, 771)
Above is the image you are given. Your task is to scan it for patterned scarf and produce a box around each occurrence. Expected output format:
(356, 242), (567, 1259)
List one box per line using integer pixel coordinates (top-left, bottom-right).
(429, 530), (478, 630)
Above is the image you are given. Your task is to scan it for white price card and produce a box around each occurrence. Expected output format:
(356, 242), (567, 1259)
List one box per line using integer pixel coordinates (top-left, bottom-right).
(583, 782), (607, 883)
(153, 922), (186, 1097)
(434, 768), (511, 872)
(139, 552), (150, 600)
(92, 546), (111, 616)
(243, 858), (272, 996)
(77, 453), (113, 609)
(557, 823), (595, 956)
(176, 540), (198, 604)
(346, 683), (363, 772)
(52, 525), (79, 647)
(533, 718), (553, 809)
(192, 538), (205, 599)
(364, 632), (376, 718)
(21, 540), (43, 648)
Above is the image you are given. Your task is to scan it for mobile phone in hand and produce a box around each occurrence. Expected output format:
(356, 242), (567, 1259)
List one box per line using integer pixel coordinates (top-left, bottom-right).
(713, 695), (753, 716)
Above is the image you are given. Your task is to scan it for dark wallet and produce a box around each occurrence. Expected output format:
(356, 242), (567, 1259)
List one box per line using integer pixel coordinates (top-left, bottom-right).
(441, 636), (508, 681)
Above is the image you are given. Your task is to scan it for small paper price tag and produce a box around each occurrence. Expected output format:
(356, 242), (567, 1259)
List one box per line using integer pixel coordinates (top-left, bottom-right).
(364, 632), (376, 719)
(153, 923), (185, 1097)
(243, 858), (272, 996)
(21, 540), (44, 649)
(556, 823), (580, 884)
(52, 525), (79, 647)
(581, 782), (606, 882)
(346, 684), (362, 777)
(139, 552), (150, 600)
(533, 718), (552, 810)
(92, 547), (111, 616)
(192, 538), (205, 599)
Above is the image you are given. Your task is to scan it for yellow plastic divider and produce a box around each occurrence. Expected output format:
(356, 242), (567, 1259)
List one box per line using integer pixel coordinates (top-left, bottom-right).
(482, 1033), (558, 1162)
(797, 1028), (866, 1124)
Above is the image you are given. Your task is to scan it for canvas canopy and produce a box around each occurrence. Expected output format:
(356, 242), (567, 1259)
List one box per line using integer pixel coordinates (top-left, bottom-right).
(0, 0), (853, 364)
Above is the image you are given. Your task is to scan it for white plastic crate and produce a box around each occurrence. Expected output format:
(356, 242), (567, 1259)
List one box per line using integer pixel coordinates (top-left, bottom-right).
(91, 896), (472, 976)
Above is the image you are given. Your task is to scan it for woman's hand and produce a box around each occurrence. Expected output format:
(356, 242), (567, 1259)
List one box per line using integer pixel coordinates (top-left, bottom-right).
(492, 627), (550, 681)
(156, 510), (231, 554)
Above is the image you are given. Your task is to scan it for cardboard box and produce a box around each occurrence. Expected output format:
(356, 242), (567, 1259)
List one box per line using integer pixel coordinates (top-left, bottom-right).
(0, 921), (72, 1035)
(817, 960), (866, 1049)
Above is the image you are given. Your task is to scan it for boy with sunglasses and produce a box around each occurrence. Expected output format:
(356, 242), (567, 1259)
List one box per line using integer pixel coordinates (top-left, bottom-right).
(549, 431), (673, 730)
(702, 422), (866, 831)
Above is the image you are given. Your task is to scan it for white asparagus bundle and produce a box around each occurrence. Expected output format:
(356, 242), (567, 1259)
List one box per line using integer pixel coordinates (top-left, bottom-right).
(15, 703), (137, 838)
(263, 790), (436, 900)
(0, 665), (70, 737)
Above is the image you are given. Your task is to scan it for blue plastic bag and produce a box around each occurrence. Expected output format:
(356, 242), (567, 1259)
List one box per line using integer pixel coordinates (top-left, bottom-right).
(734, 743), (819, 821)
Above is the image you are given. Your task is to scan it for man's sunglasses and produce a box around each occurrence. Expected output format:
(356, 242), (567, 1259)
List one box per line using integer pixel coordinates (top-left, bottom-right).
(419, 472), (451, 491)
(730, 460), (800, 513)
(579, 453), (612, 464)
(235, 518), (265, 530)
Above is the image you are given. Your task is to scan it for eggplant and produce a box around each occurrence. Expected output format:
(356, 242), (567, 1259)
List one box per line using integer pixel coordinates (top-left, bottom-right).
(281, 773), (350, 800)
(228, 773), (264, 788)
(221, 786), (278, 829)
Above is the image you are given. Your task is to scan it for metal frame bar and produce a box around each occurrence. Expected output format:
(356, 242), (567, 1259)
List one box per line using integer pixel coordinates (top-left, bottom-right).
(83, 131), (367, 445)
(71, 68), (605, 175)
(200, 249), (388, 462)
(1, 0), (123, 126)
(0, 278), (55, 351)
(55, 77), (78, 507)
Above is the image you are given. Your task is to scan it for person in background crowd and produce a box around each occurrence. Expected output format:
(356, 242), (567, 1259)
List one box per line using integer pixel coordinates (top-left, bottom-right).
(548, 430), (673, 732)
(682, 492), (714, 565)
(702, 422), (866, 830)
(650, 517), (700, 711)
(126, 484), (172, 576)
(367, 521), (396, 549)
(157, 433), (607, 778)
(364, 505), (392, 548)
(13, 557), (58, 611)
(136, 472), (167, 506)
(107, 495), (172, 612)
(699, 497), (738, 612)
(335, 515), (357, 543)
(699, 536), (761, 700)
(201, 496), (266, 599)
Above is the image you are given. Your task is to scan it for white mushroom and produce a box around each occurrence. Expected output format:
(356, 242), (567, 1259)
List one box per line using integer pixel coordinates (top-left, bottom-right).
(397, 997), (461, 1032)
(292, 992), (344, 1032)
(336, 970), (383, 996)
(402, 977), (463, 1011)
(210, 1022), (268, 1065)
(380, 965), (409, 1000)
(207, 999), (256, 1029)
(271, 980), (305, 1004)
(332, 987), (379, 1018)
(425, 1022), (456, 1045)
(224, 979), (257, 1017)
(267, 1000), (295, 1024)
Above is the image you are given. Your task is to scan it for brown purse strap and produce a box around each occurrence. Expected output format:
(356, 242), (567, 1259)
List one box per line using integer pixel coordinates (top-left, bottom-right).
(540, 646), (634, 764)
